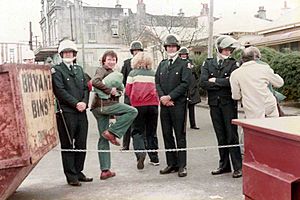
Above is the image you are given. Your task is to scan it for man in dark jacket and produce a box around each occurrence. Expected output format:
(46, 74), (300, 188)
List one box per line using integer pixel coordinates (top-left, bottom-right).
(52, 39), (93, 186)
(200, 35), (242, 178)
(155, 34), (191, 177)
(120, 41), (144, 150)
(179, 47), (201, 130)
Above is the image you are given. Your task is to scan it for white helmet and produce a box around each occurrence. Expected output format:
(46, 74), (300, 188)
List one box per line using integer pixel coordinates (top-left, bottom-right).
(215, 35), (240, 54)
(58, 39), (78, 54)
(23, 50), (35, 60)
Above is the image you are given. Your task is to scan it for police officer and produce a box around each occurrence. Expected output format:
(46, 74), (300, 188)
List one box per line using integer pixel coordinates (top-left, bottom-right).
(155, 34), (191, 177)
(51, 39), (93, 186)
(200, 35), (242, 178)
(120, 41), (144, 150)
(178, 47), (201, 130)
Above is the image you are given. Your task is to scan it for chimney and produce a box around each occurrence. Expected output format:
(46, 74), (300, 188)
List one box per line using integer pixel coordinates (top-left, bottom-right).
(255, 6), (266, 20)
(137, 0), (146, 16)
(284, 1), (287, 8)
(200, 3), (209, 17)
(281, 1), (290, 15)
(178, 9), (184, 17)
(115, 0), (121, 8)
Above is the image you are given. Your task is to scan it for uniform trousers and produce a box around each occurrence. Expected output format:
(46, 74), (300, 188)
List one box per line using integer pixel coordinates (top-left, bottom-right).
(209, 101), (242, 171)
(56, 112), (88, 183)
(160, 103), (187, 168)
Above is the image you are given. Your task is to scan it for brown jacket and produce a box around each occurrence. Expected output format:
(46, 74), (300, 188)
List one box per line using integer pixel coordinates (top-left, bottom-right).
(91, 66), (120, 109)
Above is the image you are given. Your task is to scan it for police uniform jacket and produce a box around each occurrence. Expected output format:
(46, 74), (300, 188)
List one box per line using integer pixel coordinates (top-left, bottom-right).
(121, 58), (132, 104)
(155, 57), (191, 105)
(186, 59), (201, 105)
(121, 58), (132, 86)
(52, 62), (89, 113)
(200, 57), (238, 106)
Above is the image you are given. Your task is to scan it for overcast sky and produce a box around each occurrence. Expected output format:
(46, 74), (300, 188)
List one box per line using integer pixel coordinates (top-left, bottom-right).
(0, 0), (299, 43)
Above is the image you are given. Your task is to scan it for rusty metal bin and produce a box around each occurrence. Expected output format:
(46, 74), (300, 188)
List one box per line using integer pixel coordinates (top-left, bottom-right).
(233, 116), (300, 200)
(0, 64), (58, 200)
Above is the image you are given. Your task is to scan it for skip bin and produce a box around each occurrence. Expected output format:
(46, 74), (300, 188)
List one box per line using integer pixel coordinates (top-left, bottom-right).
(233, 116), (300, 200)
(0, 64), (58, 200)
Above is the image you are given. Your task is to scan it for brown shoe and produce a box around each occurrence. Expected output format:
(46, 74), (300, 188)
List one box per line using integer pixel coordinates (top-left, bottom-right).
(159, 166), (179, 174)
(68, 180), (82, 186)
(102, 130), (120, 146)
(100, 170), (116, 180)
(137, 154), (146, 170)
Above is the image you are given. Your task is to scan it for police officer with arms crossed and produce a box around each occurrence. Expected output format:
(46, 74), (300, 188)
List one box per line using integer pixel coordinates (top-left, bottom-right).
(200, 35), (242, 178)
(155, 34), (191, 177)
(120, 41), (144, 150)
(51, 39), (93, 186)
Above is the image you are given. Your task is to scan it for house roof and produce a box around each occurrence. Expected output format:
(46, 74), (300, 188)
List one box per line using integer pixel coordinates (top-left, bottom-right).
(250, 29), (300, 46)
(258, 6), (300, 34)
(213, 12), (272, 35)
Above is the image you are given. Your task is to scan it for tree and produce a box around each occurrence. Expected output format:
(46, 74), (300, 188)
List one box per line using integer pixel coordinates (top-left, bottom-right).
(146, 14), (205, 58)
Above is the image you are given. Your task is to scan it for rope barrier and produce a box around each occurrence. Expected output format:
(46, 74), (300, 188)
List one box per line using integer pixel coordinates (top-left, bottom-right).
(53, 144), (244, 153)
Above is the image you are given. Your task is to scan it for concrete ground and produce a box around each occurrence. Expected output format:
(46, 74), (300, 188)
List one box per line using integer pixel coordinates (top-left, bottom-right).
(8, 104), (300, 200)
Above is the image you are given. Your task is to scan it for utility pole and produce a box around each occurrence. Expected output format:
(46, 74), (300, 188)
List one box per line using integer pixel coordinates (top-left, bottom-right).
(29, 22), (33, 50)
(34, 36), (39, 49)
(207, 0), (214, 58)
(79, 0), (85, 69)
(69, 6), (74, 41)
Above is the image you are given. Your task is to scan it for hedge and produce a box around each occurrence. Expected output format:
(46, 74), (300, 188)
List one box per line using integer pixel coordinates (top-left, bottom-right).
(270, 52), (300, 101)
(191, 47), (300, 101)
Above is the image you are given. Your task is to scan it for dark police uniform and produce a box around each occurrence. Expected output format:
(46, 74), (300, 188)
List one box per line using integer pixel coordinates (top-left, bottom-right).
(186, 59), (201, 128)
(155, 57), (191, 169)
(121, 58), (132, 104)
(200, 57), (242, 172)
(120, 58), (132, 149)
(51, 62), (89, 183)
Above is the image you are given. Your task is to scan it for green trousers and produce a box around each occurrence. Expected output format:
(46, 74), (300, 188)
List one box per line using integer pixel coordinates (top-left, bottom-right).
(92, 103), (138, 170)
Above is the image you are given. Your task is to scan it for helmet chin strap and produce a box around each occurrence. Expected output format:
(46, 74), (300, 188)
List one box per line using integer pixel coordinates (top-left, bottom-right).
(63, 57), (76, 64)
(168, 52), (178, 58)
(218, 53), (229, 60)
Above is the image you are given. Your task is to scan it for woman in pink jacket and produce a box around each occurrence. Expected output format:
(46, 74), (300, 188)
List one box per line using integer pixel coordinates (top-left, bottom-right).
(125, 52), (160, 169)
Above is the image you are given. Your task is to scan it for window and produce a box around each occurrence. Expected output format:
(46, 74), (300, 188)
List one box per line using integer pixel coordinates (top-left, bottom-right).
(111, 19), (118, 28)
(291, 42), (299, 51)
(87, 24), (96, 42)
(111, 20), (119, 37)
(41, 25), (47, 46)
(9, 48), (15, 63)
(279, 43), (289, 52)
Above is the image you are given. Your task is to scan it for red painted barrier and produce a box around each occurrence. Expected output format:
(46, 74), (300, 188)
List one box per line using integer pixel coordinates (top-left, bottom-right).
(233, 116), (300, 200)
(0, 64), (58, 200)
